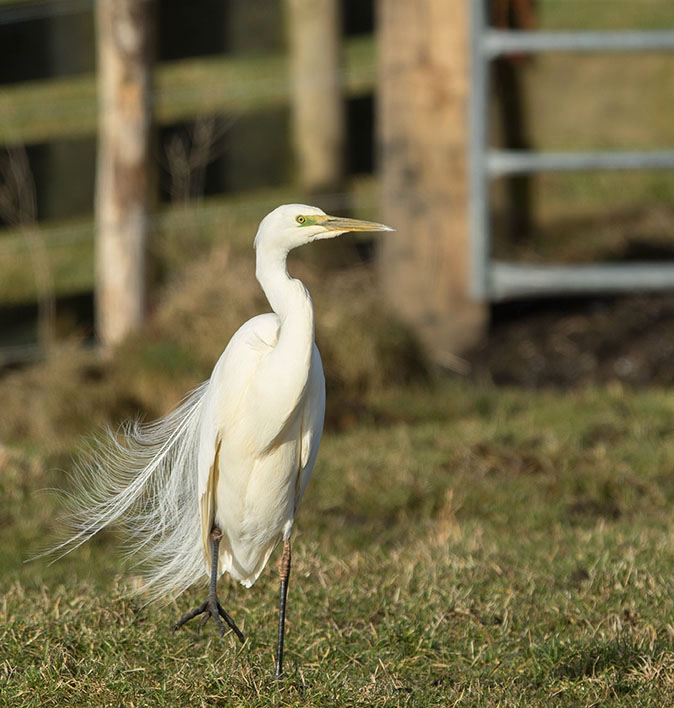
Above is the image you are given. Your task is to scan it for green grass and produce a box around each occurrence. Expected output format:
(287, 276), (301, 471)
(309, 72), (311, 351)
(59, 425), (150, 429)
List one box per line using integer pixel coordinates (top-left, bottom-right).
(538, 0), (674, 31)
(3, 381), (674, 706)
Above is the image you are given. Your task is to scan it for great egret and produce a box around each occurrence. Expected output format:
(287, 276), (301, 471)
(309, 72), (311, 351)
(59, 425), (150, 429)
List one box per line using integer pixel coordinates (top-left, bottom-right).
(53, 204), (393, 678)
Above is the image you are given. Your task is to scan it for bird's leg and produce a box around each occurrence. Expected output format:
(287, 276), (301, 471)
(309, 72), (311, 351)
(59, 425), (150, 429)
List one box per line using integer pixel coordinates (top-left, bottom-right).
(173, 527), (245, 643)
(274, 537), (292, 679)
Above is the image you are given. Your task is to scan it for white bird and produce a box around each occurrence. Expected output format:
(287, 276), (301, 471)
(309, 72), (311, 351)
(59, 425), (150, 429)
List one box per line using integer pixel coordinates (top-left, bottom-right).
(53, 204), (393, 678)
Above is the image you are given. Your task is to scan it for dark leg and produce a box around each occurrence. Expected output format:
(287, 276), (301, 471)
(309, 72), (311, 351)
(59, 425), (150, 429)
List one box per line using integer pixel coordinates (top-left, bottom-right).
(173, 527), (245, 643)
(274, 538), (292, 679)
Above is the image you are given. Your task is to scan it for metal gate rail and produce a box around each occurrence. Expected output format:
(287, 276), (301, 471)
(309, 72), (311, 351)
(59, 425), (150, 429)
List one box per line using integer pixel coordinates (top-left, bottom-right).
(469, 2), (674, 301)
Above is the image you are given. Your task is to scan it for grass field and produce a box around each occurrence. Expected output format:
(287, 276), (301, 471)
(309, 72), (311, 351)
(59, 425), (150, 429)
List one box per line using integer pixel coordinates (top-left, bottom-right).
(2, 380), (674, 706)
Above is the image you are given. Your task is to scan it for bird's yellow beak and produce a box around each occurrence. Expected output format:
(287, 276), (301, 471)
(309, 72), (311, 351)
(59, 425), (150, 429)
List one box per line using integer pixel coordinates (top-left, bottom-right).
(319, 215), (395, 233)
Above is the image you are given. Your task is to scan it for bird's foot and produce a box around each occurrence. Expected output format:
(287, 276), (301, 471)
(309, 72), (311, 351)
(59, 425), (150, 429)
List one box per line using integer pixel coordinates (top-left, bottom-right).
(173, 592), (245, 643)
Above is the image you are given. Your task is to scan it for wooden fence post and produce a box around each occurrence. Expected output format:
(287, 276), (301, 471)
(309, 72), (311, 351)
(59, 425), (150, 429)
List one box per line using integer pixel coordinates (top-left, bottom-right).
(95, 0), (153, 349)
(377, 0), (486, 362)
(286, 0), (344, 196)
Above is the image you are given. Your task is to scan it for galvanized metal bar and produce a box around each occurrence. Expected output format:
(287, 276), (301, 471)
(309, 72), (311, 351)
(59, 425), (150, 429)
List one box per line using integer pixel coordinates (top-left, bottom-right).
(490, 261), (674, 301)
(488, 149), (674, 176)
(484, 29), (674, 57)
(469, 11), (674, 304)
(468, 0), (490, 300)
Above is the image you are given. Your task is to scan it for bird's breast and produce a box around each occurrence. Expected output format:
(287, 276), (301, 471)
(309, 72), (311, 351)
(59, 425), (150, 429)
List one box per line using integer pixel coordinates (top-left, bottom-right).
(213, 414), (303, 584)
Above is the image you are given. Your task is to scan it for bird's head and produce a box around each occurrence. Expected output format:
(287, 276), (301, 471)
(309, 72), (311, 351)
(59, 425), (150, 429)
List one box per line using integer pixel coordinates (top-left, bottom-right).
(254, 204), (393, 254)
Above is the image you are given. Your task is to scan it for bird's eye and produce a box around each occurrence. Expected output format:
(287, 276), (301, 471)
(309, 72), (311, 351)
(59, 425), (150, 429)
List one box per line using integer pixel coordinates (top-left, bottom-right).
(296, 215), (306, 224)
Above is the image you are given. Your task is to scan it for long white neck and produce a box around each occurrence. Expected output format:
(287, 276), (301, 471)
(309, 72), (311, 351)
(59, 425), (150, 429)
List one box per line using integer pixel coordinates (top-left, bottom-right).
(255, 244), (315, 343)
(252, 244), (316, 442)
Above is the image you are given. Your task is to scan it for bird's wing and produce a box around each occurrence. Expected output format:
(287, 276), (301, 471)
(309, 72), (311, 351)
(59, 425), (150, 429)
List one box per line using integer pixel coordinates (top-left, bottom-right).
(295, 344), (326, 512)
(197, 314), (281, 563)
(198, 428), (221, 563)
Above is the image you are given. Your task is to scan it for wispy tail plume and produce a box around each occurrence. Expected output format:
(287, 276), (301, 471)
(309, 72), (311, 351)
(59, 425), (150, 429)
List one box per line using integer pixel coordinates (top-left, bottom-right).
(46, 381), (210, 601)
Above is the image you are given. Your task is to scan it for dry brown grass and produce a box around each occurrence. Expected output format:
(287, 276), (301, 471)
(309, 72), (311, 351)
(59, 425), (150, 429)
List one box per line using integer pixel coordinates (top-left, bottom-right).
(0, 241), (426, 454)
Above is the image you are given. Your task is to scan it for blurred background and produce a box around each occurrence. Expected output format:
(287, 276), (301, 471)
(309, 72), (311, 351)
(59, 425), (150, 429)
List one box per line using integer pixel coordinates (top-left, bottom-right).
(0, 0), (674, 490)
(0, 0), (673, 398)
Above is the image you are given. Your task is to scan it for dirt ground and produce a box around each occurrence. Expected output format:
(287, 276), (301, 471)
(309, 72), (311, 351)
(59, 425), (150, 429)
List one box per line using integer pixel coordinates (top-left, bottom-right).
(469, 292), (674, 388)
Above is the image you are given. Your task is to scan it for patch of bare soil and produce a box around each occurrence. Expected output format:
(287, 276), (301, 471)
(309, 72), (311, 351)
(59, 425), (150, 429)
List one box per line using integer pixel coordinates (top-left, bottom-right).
(468, 293), (674, 388)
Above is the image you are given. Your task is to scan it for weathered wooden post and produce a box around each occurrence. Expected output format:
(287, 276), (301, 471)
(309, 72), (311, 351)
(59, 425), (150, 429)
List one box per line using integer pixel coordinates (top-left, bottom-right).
(377, 0), (486, 361)
(95, 0), (154, 349)
(286, 0), (345, 196)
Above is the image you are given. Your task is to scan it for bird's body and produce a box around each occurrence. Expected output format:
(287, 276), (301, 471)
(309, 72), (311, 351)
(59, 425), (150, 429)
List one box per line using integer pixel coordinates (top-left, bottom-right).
(197, 310), (324, 587)
(51, 204), (392, 677)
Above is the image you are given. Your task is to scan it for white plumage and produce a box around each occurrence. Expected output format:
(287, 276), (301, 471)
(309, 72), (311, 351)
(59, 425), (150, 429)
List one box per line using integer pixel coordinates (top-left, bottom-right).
(195, 311), (325, 588)
(50, 204), (392, 677)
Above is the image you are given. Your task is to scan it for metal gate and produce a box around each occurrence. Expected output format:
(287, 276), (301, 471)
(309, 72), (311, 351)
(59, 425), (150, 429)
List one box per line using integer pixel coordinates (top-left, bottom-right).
(469, 1), (674, 301)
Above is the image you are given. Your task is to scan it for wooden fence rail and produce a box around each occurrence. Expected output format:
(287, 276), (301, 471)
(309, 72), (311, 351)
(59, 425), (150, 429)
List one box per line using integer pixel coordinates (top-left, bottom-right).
(0, 35), (375, 146)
